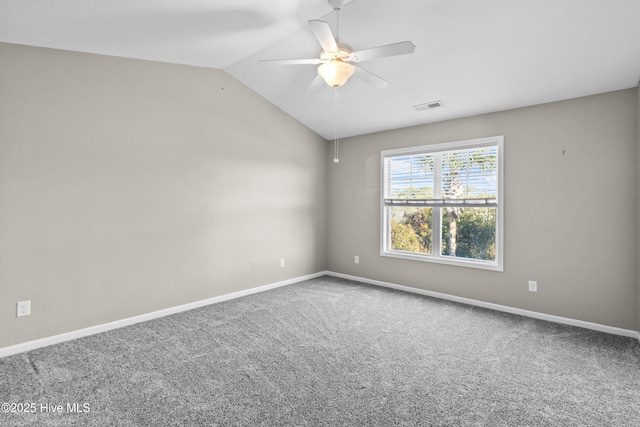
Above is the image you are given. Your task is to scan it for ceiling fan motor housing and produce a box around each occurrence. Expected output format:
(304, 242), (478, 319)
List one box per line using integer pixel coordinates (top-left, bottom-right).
(320, 43), (353, 62)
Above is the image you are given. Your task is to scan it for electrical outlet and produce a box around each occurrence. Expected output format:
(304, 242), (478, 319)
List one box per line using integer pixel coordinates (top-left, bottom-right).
(17, 300), (31, 317)
(528, 281), (538, 293)
(354, 256), (359, 264)
(280, 259), (285, 268)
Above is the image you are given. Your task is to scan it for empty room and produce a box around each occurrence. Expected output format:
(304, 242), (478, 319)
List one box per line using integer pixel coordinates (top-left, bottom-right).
(1, 0), (639, 425)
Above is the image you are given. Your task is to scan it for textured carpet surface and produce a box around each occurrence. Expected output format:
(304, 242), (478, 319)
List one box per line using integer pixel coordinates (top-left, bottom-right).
(1, 276), (639, 426)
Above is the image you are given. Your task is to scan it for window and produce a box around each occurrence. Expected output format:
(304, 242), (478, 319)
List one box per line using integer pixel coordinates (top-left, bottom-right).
(381, 136), (503, 271)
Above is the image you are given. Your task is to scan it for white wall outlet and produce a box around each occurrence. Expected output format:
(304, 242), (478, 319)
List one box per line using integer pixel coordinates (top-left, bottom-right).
(354, 256), (359, 264)
(280, 258), (285, 268)
(528, 281), (538, 293)
(17, 300), (31, 317)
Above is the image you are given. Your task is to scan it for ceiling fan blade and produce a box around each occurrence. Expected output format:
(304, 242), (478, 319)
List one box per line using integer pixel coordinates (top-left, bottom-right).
(353, 65), (388, 89)
(305, 74), (326, 92)
(350, 41), (416, 63)
(308, 20), (338, 53)
(258, 58), (323, 66)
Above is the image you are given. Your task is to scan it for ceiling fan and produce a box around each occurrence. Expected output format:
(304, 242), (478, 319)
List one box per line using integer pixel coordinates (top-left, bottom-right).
(258, 0), (415, 90)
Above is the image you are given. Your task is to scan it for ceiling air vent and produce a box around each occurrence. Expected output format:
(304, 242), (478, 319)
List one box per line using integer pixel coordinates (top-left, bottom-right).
(413, 100), (444, 111)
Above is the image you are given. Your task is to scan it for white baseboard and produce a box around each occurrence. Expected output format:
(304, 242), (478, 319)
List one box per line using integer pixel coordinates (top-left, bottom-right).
(326, 271), (640, 341)
(2, 270), (638, 358)
(0, 272), (326, 358)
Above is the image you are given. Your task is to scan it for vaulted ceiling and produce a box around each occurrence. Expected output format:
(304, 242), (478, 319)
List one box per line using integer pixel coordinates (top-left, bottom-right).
(2, 0), (640, 139)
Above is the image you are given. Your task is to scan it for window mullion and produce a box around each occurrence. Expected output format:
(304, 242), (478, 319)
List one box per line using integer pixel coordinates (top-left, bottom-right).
(432, 154), (442, 256)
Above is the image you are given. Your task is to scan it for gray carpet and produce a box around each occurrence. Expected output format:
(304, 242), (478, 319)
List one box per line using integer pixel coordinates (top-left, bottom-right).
(1, 276), (639, 426)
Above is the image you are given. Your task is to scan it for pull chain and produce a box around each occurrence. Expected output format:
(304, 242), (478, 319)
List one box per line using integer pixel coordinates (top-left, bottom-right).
(333, 88), (340, 163)
(333, 6), (341, 164)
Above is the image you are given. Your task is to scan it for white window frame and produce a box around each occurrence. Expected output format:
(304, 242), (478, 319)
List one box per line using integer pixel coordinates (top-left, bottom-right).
(380, 136), (504, 271)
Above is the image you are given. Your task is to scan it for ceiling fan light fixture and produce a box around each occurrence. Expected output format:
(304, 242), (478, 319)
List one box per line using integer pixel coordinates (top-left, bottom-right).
(318, 59), (355, 88)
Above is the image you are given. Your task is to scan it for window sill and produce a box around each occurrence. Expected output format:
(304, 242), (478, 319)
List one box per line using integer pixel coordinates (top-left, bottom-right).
(381, 249), (503, 272)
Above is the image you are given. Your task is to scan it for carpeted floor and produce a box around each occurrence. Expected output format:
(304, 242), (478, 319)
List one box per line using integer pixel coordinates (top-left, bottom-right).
(1, 276), (639, 426)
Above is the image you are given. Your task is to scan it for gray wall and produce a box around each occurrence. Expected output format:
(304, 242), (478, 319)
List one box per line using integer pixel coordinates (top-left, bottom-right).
(0, 43), (328, 348)
(638, 81), (640, 334)
(328, 89), (639, 330)
(1, 42), (638, 351)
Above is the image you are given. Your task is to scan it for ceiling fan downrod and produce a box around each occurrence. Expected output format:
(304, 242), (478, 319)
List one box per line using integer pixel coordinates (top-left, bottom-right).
(335, 6), (340, 43)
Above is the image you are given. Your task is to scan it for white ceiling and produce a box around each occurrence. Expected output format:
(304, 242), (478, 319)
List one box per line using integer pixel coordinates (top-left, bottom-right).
(2, 0), (640, 140)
